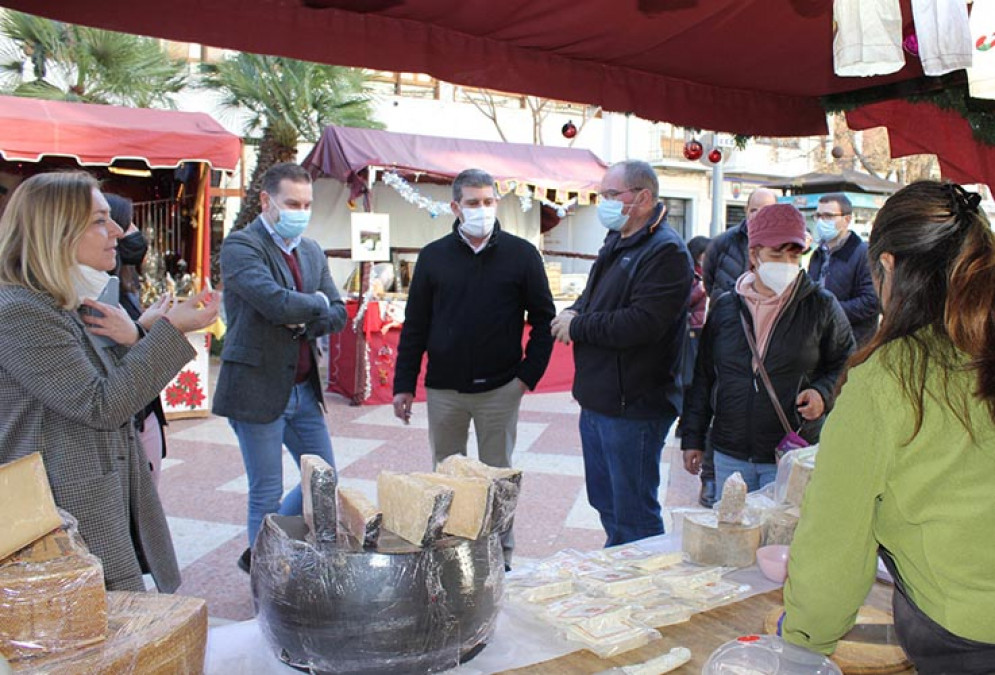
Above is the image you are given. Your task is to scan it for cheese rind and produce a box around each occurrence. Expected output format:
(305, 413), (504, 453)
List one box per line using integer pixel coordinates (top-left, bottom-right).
(436, 455), (522, 533)
(682, 513), (761, 567)
(377, 472), (454, 547)
(413, 472), (493, 540)
(0, 549), (107, 662)
(301, 455), (337, 544)
(337, 487), (382, 548)
(0, 453), (62, 560)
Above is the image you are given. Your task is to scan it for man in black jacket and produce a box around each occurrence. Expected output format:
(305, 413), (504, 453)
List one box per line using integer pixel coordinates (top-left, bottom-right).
(694, 187), (778, 506)
(392, 168), (555, 566)
(808, 193), (879, 346)
(552, 160), (692, 546)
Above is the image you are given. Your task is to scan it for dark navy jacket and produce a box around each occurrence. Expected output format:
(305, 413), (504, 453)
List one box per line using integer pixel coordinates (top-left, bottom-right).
(808, 231), (879, 346)
(569, 204), (693, 420)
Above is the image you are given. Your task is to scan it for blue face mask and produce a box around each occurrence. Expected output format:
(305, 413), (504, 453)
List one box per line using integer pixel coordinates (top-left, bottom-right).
(815, 218), (839, 243)
(274, 209), (311, 239)
(597, 199), (629, 231)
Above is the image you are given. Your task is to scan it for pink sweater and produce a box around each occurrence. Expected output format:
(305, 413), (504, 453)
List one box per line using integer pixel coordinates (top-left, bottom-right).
(735, 272), (794, 365)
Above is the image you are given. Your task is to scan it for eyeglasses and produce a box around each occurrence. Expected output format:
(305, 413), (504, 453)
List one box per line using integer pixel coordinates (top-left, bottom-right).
(598, 188), (640, 200)
(815, 212), (847, 218)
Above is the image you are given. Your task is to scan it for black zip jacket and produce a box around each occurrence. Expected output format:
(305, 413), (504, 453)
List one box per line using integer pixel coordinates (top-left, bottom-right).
(393, 221), (555, 394)
(680, 271), (855, 463)
(569, 206), (693, 420)
(808, 231), (880, 346)
(702, 219), (749, 304)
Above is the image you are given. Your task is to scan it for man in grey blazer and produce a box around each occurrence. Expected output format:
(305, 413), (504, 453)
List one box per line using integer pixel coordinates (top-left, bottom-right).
(213, 163), (347, 572)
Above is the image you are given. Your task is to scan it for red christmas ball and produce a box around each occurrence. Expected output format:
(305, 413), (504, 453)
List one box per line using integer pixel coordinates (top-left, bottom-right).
(708, 148), (723, 163)
(683, 140), (703, 161)
(561, 121), (578, 139)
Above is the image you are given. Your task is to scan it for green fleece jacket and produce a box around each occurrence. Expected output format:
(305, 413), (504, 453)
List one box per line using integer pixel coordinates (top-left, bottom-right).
(783, 330), (995, 654)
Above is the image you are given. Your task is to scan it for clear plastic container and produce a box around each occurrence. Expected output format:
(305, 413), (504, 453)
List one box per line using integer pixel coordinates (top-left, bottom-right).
(703, 635), (842, 674)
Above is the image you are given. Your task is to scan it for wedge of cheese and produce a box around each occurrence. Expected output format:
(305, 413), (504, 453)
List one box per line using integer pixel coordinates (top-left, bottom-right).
(413, 472), (493, 540)
(301, 455), (337, 544)
(14, 592), (207, 674)
(0, 453), (62, 560)
(377, 472), (453, 547)
(436, 455), (522, 534)
(337, 487), (382, 548)
(0, 548), (107, 662)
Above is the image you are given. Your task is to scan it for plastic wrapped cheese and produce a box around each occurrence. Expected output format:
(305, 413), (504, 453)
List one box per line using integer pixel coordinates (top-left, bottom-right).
(378, 472), (453, 547)
(301, 454), (337, 545)
(436, 455), (522, 534)
(0, 523), (107, 663)
(414, 472), (493, 540)
(337, 487), (382, 548)
(578, 569), (657, 597)
(716, 472), (747, 524)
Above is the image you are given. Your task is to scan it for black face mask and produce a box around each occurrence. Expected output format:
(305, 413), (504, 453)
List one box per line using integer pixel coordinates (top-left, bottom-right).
(118, 231), (148, 266)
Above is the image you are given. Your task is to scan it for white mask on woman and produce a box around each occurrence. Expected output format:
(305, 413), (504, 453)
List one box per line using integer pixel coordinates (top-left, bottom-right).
(757, 262), (800, 296)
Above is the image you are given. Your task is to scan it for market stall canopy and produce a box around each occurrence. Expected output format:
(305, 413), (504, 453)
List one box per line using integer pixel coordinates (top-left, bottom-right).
(763, 169), (903, 195)
(302, 125), (609, 204)
(0, 95), (241, 170)
(3, 0), (934, 138)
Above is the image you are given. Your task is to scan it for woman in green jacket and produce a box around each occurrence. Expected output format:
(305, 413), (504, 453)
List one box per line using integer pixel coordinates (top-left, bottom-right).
(783, 181), (995, 673)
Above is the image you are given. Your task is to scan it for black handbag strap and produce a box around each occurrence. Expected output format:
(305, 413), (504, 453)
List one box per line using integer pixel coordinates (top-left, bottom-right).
(740, 312), (794, 436)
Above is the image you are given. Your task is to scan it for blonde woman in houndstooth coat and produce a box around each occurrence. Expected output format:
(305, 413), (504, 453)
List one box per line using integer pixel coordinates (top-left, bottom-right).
(0, 172), (220, 592)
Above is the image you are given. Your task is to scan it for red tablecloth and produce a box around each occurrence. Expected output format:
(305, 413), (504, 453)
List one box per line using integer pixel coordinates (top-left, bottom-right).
(327, 300), (574, 405)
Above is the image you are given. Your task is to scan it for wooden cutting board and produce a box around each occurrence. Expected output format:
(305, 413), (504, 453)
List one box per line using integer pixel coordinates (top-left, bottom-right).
(764, 605), (910, 675)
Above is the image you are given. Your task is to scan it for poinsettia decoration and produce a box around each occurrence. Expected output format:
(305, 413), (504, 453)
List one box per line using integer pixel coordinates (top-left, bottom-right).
(164, 369), (206, 410)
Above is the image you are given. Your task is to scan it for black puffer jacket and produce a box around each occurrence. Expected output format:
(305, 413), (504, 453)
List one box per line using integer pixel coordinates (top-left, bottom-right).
(702, 220), (749, 304)
(681, 272), (855, 463)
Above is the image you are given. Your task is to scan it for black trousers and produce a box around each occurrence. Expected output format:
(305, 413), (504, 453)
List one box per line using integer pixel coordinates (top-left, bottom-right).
(881, 550), (995, 674)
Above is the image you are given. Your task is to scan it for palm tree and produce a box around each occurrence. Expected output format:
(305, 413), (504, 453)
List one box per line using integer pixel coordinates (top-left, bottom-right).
(200, 53), (382, 230)
(0, 11), (187, 108)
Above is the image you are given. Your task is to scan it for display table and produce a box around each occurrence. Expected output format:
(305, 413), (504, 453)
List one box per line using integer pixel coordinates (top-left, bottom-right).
(204, 530), (909, 674)
(327, 298), (575, 405)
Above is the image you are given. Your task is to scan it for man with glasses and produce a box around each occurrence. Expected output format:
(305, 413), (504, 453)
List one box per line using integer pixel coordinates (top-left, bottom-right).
(551, 160), (692, 546)
(809, 193), (878, 346)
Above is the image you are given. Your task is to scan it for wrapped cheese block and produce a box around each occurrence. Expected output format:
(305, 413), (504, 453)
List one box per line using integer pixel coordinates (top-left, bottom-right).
(716, 472), (747, 524)
(436, 455), (522, 533)
(0, 453), (62, 560)
(414, 472), (493, 540)
(301, 455), (337, 544)
(0, 540), (107, 662)
(14, 592), (207, 674)
(377, 472), (454, 547)
(337, 487), (382, 548)
(682, 512), (762, 567)
(774, 446), (818, 507)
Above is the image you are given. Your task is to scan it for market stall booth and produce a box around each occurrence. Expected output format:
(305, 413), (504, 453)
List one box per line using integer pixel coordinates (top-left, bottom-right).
(0, 95), (242, 418)
(300, 125), (607, 404)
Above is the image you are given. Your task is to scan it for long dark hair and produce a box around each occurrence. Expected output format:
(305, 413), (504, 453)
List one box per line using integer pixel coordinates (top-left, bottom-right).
(846, 180), (995, 436)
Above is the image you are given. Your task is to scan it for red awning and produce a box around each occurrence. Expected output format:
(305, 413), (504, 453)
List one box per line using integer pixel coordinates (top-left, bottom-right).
(847, 100), (995, 189)
(302, 125), (608, 200)
(0, 95), (241, 170)
(2, 0), (929, 138)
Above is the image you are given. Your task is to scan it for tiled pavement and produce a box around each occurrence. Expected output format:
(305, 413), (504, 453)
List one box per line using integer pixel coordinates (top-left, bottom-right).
(159, 364), (702, 623)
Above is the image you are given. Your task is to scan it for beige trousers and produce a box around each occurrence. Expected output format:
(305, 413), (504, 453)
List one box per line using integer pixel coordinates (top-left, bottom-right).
(426, 378), (524, 565)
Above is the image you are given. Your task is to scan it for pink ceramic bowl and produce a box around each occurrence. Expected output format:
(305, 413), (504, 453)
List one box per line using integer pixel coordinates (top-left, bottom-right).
(756, 545), (790, 583)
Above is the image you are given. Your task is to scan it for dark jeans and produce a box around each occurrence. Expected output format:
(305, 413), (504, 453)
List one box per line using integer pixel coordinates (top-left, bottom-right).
(579, 408), (675, 547)
(882, 550), (995, 674)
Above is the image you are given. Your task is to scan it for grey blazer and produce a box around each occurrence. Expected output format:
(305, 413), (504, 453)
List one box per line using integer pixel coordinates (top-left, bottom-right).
(0, 285), (195, 592)
(213, 218), (347, 424)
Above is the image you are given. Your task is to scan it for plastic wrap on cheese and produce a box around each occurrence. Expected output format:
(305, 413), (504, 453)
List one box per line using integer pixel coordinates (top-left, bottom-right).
(251, 513), (504, 674)
(435, 455), (522, 534)
(0, 512), (107, 663)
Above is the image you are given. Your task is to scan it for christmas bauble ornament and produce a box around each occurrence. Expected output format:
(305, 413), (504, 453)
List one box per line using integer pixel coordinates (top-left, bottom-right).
(708, 148), (723, 163)
(561, 121), (578, 139)
(831, 145), (845, 159)
(683, 140), (704, 161)
(903, 33), (919, 56)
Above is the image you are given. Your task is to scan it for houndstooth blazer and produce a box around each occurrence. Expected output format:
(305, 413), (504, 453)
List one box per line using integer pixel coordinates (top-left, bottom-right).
(0, 284), (195, 592)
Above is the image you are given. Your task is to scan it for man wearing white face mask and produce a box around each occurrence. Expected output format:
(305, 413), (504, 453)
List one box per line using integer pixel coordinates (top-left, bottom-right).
(551, 160), (693, 547)
(393, 168), (555, 569)
(681, 204), (855, 499)
(214, 162), (348, 574)
(808, 193), (879, 346)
